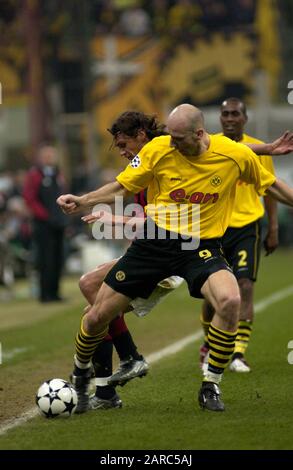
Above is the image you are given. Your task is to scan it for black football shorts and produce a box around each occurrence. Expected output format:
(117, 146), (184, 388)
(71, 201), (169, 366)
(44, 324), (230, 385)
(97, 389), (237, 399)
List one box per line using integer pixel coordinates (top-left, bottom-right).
(104, 227), (232, 299)
(222, 220), (262, 282)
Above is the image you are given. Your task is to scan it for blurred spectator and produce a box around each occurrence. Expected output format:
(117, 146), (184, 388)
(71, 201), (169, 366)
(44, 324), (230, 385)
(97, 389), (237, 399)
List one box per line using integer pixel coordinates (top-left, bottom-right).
(279, 0), (293, 27)
(200, 0), (231, 30)
(0, 192), (14, 298)
(0, 0), (16, 25)
(152, 0), (169, 35)
(167, 0), (204, 38)
(0, 172), (13, 195)
(9, 170), (28, 197)
(0, 170), (32, 283)
(23, 144), (68, 303)
(230, 0), (256, 27)
(93, 0), (118, 34)
(118, 1), (151, 36)
(6, 196), (32, 278)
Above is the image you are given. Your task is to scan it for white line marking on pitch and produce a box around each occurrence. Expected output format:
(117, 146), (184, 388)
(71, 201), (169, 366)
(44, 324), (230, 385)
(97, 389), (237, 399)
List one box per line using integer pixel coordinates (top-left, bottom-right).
(1, 284), (293, 436)
(146, 285), (293, 364)
(2, 347), (29, 361)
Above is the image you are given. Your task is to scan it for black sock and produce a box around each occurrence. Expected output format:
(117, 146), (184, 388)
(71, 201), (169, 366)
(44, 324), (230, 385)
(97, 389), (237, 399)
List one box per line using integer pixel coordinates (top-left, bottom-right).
(92, 340), (113, 376)
(73, 365), (91, 376)
(95, 385), (116, 399)
(232, 352), (244, 360)
(113, 331), (142, 361)
(92, 341), (116, 399)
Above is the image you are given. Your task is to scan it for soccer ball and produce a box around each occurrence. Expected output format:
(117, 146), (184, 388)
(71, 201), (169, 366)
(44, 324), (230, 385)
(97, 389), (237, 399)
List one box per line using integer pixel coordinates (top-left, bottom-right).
(36, 378), (77, 418)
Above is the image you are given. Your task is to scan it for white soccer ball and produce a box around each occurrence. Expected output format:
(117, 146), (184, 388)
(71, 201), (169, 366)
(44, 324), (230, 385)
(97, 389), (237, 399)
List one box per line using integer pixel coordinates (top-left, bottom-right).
(36, 378), (77, 418)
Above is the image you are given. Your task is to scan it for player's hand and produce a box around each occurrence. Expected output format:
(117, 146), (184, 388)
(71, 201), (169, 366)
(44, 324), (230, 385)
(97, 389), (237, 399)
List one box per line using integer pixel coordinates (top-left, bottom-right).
(269, 131), (293, 155)
(56, 194), (81, 215)
(81, 210), (113, 225)
(263, 229), (279, 255)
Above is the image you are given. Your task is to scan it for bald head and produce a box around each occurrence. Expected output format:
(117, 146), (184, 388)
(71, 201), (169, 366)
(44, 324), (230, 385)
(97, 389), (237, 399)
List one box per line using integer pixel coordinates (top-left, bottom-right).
(167, 104), (204, 133)
(166, 104), (208, 157)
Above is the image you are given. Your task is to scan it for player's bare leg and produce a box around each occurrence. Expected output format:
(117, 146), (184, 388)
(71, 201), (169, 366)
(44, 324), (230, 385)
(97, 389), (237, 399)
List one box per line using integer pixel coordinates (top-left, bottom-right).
(198, 270), (240, 411)
(79, 260), (118, 305)
(230, 278), (253, 372)
(79, 261), (148, 404)
(199, 299), (214, 370)
(72, 283), (131, 413)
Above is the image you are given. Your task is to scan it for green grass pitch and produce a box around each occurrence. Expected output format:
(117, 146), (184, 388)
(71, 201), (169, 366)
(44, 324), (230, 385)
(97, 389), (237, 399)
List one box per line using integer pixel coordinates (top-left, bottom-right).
(0, 249), (293, 450)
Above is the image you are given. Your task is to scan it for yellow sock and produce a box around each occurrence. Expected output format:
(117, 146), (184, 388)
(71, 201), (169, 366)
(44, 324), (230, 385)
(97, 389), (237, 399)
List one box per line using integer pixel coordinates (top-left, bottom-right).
(234, 320), (252, 357)
(75, 317), (108, 365)
(204, 324), (237, 381)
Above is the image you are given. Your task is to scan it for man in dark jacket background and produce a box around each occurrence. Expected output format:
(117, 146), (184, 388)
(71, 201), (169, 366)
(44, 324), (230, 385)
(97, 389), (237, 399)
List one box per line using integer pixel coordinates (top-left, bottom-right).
(23, 144), (67, 303)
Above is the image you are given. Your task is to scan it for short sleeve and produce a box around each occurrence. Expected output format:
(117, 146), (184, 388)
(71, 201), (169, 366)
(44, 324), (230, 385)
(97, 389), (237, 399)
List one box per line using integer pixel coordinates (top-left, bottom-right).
(116, 138), (165, 193)
(238, 145), (276, 195)
(259, 154), (275, 175)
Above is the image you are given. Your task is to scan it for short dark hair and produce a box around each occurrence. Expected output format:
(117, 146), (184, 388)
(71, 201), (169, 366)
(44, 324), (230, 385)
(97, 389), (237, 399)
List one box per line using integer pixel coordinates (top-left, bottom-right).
(108, 111), (166, 140)
(221, 97), (247, 117)
(37, 142), (56, 152)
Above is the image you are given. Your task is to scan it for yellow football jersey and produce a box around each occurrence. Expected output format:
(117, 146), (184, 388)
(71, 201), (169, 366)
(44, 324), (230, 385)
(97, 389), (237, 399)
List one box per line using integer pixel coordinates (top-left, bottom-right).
(217, 133), (275, 227)
(116, 134), (276, 239)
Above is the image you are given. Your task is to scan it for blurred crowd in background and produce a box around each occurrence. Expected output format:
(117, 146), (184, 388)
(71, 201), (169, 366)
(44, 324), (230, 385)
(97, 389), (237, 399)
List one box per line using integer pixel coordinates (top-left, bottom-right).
(92, 0), (256, 36)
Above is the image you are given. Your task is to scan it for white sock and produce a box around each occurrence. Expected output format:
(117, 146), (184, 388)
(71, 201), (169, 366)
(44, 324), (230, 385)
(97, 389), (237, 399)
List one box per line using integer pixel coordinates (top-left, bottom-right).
(94, 376), (112, 386)
(74, 354), (91, 370)
(204, 371), (222, 384)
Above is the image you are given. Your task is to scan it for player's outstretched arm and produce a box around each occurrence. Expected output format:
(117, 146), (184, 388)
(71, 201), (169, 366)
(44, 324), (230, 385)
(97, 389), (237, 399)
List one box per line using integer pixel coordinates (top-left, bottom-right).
(263, 195), (279, 256)
(57, 181), (129, 215)
(267, 178), (293, 207)
(247, 131), (293, 155)
(82, 210), (145, 228)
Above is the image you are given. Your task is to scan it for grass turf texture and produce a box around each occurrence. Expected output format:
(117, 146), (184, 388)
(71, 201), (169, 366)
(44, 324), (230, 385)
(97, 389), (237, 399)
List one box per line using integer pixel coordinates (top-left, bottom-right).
(0, 249), (292, 450)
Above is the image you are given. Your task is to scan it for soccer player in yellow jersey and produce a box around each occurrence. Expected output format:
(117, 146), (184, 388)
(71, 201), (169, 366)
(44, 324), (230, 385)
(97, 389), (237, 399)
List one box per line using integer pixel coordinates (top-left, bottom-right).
(57, 104), (293, 412)
(200, 97), (279, 373)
